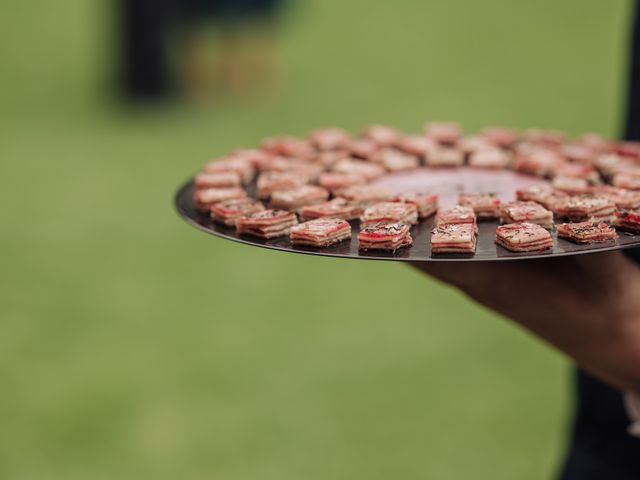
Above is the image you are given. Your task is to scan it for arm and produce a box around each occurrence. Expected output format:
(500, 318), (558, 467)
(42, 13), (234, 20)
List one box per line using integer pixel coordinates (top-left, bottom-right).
(412, 251), (640, 392)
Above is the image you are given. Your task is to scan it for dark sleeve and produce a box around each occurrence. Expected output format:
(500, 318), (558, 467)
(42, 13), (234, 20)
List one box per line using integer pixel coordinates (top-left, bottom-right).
(625, 0), (640, 141)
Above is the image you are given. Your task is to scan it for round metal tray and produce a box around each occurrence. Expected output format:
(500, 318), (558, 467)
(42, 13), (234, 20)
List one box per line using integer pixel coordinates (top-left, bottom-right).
(175, 168), (640, 262)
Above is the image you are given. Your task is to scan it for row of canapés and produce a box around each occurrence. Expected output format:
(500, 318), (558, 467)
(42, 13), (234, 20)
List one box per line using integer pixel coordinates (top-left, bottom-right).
(198, 190), (639, 254)
(192, 124), (640, 199)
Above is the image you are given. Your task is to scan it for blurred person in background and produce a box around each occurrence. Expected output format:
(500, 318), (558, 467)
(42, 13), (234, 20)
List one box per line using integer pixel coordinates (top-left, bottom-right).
(119, 0), (284, 100)
(416, 5), (640, 476)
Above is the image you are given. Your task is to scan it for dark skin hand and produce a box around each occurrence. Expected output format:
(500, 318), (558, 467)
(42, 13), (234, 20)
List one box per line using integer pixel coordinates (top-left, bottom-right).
(412, 251), (640, 392)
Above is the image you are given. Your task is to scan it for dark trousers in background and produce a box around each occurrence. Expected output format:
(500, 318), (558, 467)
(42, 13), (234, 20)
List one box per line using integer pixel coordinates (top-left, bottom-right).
(119, 0), (173, 98)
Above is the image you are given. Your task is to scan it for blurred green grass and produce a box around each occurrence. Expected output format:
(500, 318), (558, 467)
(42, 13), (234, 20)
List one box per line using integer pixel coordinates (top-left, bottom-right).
(0, 0), (633, 479)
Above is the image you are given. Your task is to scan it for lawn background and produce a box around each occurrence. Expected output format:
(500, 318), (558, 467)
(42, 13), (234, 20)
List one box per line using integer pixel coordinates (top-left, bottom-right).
(0, 1), (633, 478)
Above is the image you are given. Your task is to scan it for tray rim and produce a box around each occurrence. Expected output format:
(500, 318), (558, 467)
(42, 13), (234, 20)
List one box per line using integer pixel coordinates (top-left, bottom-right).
(174, 177), (640, 263)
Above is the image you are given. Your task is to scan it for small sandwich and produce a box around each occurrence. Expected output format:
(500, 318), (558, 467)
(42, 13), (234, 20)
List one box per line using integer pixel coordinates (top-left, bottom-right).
(495, 223), (554, 252)
(515, 185), (568, 210)
(290, 218), (352, 247)
(193, 187), (247, 212)
(210, 198), (265, 226)
(458, 193), (501, 220)
(431, 223), (477, 254)
(423, 122), (462, 145)
(260, 135), (314, 158)
(468, 149), (511, 169)
(361, 124), (402, 147)
(560, 144), (597, 164)
(595, 154), (630, 176)
(616, 140), (640, 158)
(358, 222), (413, 251)
(308, 128), (352, 151)
(512, 146), (561, 177)
(480, 127), (518, 148)
(435, 205), (477, 227)
(374, 149), (420, 172)
(226, 148), (272, 167)
(551, 176), (594, 195)
(575, 133), (615, 153)
(270, 185), (329, 211)
(499, 201), (554, 229)
(300, 198), (363, 221)
(332, 159), (386, 181)
(613, 172), (640, 190)
(348, 138), (380, 161)
(194, 171), (242, 189)
(593, 186), (640, 209)
(236, 209), (298, 239)
(285, 163), (324, 183)
(389, 191), (438, 219)
(556, 220), (617, 244)
(523, 128), (566, 147)
(553, 195), (616, 222)
(396, 135), (438, 161)
(613, 209), (640, 233)
(313, 150), (350, 169)
(318, 172), (366, 191)
(458, 135), (493, 155)
(360, 202), (419, 227)
(553, 162), (600, 182)
(256, 171), (309, 199)
(204, 156), (256, 184)
(425, 148), (465, 167)
(334, 185), (390, 207)
(253, 155), (299, 172)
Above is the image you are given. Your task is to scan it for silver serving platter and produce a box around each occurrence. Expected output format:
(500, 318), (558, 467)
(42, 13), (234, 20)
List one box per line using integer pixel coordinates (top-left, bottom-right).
(175, 168), (640, 262)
